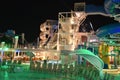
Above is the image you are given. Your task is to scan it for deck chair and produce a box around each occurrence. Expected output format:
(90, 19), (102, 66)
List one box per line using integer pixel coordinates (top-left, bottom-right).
(56, 63), (63, 76)
(68, 64), (74, 77)
(36, 61), (41, 72)
(42, 62), (47, 74)
(62, 64), (69, 77)
(2, 59), (7, 65)
(47, 63), (53, 74)
(30, 61), (36, 70)
(17, 60), (22, 65)
(52, 63), (58, 75)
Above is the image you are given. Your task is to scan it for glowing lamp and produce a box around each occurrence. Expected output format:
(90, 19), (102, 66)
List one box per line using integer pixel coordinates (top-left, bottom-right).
(3, 47), (9, 51)
(15, 36), (19, 39)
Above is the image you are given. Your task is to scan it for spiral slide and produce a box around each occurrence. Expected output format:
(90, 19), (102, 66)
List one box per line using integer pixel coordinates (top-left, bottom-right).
(44, 25), (58, 49)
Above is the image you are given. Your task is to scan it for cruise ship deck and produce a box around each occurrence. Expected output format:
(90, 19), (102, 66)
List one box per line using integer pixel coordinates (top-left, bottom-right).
(0, 1), (120, 80)
(0, 61), (120, 80)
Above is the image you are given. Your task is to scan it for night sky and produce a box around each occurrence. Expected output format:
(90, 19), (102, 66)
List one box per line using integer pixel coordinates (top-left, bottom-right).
(0, 0), (118, 42)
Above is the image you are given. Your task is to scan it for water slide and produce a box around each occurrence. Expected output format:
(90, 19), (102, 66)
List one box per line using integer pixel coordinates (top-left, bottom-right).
(43, 25), (58, 49)
(85, 0), (120, 22)
(96, 23), (120, 38)
(85, 0), (120, 15)
(74, 49), (104, 71)
(73, 49), (104, 78)
(96, 22), (120, 67)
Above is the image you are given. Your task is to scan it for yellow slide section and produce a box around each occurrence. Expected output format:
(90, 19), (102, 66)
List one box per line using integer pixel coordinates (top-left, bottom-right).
(99, 42), (110, 65)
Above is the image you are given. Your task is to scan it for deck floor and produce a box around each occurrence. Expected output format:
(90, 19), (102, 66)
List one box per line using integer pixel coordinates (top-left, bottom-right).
(0, 70), (83, 80)
(0, 65), (120, 80)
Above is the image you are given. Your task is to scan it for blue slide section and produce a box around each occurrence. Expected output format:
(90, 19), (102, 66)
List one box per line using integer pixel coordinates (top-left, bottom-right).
(85, 4), (107, 14)
(85, 0), (120, 15)
(96, 23), (120, 37)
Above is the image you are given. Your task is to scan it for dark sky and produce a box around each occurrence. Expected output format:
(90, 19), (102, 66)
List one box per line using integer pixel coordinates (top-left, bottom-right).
(0, 0), (117, 42)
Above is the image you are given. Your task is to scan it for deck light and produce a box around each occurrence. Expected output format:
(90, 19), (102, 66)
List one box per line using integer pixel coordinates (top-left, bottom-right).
(15, 36), (19, 39)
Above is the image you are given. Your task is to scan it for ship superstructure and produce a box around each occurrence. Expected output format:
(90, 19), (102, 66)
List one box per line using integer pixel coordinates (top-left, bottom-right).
(38, 10), (98, 64)
(57, 11), (87, 51)
(0, 1), (120, 71)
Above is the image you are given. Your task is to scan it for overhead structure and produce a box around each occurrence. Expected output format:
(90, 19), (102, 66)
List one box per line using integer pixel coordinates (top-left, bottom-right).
(96, 23), (120, 38)
(57, 11), (87, 51)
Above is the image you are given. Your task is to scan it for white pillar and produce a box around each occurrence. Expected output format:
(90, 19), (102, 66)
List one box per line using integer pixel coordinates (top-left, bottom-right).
(1, 51), (4, 62)
(1, 42), (5, 62)
(14, 36), (19, 59)
(14, 36), (19, 48)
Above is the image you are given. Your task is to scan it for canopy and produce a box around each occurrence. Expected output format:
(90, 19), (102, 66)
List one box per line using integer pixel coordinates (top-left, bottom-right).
(96, 23), (120, 37)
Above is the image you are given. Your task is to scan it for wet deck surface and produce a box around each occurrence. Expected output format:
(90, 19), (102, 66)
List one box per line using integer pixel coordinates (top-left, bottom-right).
(0, 70), (81, 80)
(1, 70), (120, 80)
(0, 65), (120, 80)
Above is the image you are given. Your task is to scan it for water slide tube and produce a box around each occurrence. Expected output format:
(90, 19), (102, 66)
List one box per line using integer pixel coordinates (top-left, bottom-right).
(96, 23), (120, 38)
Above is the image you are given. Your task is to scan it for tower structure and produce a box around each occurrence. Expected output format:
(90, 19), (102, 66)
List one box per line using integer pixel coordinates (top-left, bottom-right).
(57, 11), (87, 51)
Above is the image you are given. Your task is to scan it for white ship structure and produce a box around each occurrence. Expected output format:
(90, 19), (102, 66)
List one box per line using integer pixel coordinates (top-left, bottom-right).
(0, 1), (120, 76)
